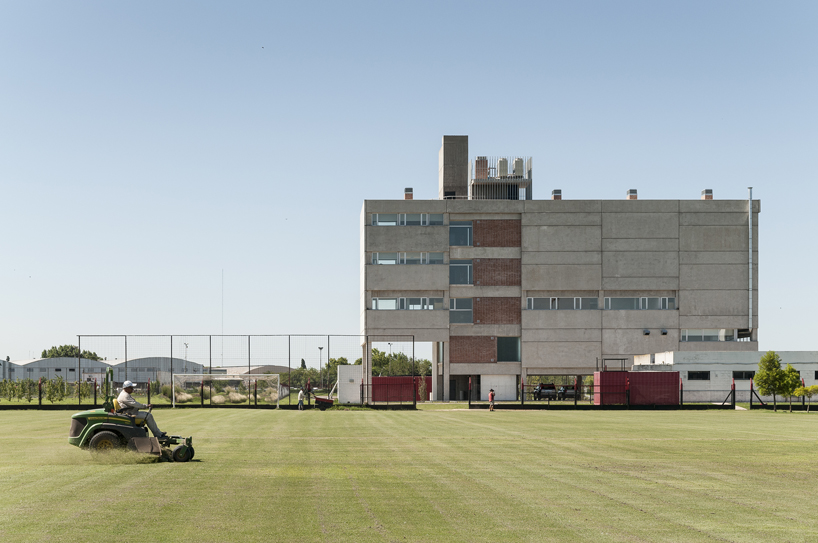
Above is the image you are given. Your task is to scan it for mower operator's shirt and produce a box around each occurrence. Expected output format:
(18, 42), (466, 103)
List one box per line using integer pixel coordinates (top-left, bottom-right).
(117, 390), (146, 415)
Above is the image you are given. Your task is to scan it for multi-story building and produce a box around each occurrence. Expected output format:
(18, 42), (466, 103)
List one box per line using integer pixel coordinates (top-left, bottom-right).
(361, 135), (759, 402)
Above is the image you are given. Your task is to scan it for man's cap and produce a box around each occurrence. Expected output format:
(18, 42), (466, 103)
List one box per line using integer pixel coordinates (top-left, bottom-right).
(123, 380), (137, 389)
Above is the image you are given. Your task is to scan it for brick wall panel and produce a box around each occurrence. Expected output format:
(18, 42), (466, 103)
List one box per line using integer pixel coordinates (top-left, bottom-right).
(473, 220), (521, 248)
(450, 336), (496, 363)
(473, 297), (521, 325)
(474, 258), (521, 286)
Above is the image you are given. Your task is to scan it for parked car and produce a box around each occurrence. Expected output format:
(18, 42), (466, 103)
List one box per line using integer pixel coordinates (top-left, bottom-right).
(533, 383), (556, 400)
(558, 385), (576, 401)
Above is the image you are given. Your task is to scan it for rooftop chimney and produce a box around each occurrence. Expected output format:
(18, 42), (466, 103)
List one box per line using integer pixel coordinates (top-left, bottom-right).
(701, 189), (713, 200)
(626, 189), (638, 200)
(404, 187), (413, 200)
(552, 189), (562, 200)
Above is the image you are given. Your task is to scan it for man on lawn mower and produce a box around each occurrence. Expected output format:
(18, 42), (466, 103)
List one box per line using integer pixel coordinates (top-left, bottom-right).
(117, 380), (166, 438)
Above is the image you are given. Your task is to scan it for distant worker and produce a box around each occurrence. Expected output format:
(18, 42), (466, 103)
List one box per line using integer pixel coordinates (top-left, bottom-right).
(298, 388), (305, 411)
(488, 388), (495, 412)
(117, 380), (165, 438)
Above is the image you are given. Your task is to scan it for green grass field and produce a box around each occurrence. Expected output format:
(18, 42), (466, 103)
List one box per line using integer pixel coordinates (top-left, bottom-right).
(1, 407), (817, 542)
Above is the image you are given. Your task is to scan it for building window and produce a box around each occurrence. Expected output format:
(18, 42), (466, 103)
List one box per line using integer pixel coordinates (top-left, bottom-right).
(681, 329), (735, 342)
(54, 368), (62, 372)
(371, 252), (445, 265)
(688, 371), (710, 381)
(733, 371), (755, 380)
(371, 213), (444, 226)
(527, 297), (598, 310)
(371, 213), (399, 226)
(449, 298), (473, 324)
(449, 260), (473, 285)
(449, 221), (473, 246)
(372, 297), (444, 310)
(372, 298), (402, 310)
(604, 297), (676, 310)
(497, 337), (521, 362)
(26, 368), (33, 372)
(40, 368), (47, 372)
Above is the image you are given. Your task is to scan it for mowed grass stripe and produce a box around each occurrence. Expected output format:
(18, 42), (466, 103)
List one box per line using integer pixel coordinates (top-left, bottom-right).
(1, 409), (818, 542)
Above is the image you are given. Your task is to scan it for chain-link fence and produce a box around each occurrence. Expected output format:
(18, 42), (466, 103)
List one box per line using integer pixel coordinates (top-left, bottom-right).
(0, 335), (417, 409)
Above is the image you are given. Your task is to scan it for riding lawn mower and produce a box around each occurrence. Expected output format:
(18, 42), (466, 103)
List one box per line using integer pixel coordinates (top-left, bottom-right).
(68, 368), (194, 462)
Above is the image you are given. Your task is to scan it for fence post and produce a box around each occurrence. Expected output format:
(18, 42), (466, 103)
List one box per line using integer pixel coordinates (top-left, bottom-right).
(93, 378), (96, 406)
(201, 381), (204, 407)
(625, 376), (630, 406)
(254, 380), (257, 407)
(679, 377), (683, 406)
(468, 376), (472, 408)
(802, 378), (806, 408)
(414, 377), (417, 409)
(39, 377), (42, 406)
(731, 378), (736, 409)
(520, 378), (524, 406)
(749, 379), (753, 409)
(574, 377), (578, 407)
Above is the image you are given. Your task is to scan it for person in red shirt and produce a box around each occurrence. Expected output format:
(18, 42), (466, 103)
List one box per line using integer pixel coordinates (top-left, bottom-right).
(488, 388), (495, 411)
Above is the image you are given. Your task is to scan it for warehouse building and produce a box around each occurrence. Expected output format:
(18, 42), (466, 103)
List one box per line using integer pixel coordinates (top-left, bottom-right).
(361, 135), (759, 402)
(0, 356), (204, 387)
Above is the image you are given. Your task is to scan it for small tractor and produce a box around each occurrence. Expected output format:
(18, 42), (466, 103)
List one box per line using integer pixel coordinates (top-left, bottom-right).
(68, 368), (194, 462)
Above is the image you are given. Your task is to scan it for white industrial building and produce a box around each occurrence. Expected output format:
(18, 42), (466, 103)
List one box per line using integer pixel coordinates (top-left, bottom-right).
(633, 351), (818, 403)
(0, 356), (204, 386)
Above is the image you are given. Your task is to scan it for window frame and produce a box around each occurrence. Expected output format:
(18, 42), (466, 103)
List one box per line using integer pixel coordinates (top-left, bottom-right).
(449, 221), (473, 247)
(687, 371), (710, 381)
(449, 298), (473, 324)
(449, 259), (473, 285)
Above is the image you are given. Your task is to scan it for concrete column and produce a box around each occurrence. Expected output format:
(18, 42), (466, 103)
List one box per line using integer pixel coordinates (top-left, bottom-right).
(442, 341), (451, 402)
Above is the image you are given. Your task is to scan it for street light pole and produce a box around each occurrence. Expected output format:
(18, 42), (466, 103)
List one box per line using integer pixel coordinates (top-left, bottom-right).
(318, 346), (323, 390)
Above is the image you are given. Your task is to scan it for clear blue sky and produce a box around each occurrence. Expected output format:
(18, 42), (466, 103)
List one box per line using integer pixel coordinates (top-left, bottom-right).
(1, 1), (816, 361)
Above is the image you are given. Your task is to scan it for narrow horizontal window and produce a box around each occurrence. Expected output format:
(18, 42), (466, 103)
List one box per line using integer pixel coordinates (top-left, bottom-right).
(604, 297), (676, 310)
(681, 329), (735, 342)
(428, 214), (444, 226)
(688, 371), (710, 381)
(371, 213), (398, 226)
(733, 371), (755, 380)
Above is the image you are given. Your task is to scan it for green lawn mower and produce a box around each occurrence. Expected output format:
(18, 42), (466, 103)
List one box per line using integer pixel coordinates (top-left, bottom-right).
(68, 369), (194, 462)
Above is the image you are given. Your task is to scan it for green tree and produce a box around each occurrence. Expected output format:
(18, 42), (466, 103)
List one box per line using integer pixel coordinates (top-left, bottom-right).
(781, 365), (802, 412)
(41, 345), (102, 361)
(755, 351), (786, 412)
(300, 359), (306, 370)
(793, 385), (818, 413)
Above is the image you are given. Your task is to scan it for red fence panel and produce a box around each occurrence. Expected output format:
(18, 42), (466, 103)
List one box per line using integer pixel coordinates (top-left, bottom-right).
(630, 372), (679, 405)
(371, 376), (431, 402)
(594, 371), (628, 405)
(594, 371), (679, 406)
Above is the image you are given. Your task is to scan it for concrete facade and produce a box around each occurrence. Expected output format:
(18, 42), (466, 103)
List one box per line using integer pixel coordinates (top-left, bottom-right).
(361, 136), (760, 402)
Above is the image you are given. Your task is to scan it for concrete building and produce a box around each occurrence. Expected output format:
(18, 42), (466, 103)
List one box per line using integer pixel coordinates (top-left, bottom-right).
(634, 351), (818, 403)
(361, 135), (759, 402)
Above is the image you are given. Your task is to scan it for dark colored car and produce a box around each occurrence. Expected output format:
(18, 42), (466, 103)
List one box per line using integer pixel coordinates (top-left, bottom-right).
(558, 386), (576, 401)
(533, 383), (557, 400)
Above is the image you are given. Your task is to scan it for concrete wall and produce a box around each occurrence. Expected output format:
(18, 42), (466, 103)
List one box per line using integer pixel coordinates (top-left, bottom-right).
(481, 375), (517, 401)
